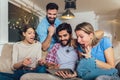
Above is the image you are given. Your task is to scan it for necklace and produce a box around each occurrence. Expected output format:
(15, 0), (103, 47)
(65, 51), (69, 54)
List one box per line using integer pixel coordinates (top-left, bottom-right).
(66, 49), (70, 53)
(65, 46), (74, 53)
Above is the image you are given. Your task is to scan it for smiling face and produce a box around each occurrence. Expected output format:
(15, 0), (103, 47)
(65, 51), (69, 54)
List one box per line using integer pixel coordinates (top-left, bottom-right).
(23, 28), (35, 44)
(75, 30), (93, 47)
(58, 30), (71, 46)
(46, 9), (58, 24)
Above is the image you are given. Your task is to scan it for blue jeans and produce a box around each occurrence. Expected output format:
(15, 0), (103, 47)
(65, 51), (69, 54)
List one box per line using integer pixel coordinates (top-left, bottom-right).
(76, 58), (119, 80)
(96, 75), (120, 80)
(0, 65), (47, 80)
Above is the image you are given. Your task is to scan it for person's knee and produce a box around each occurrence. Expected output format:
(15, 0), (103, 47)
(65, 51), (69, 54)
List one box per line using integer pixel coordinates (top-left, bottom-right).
(20, 73), (31, 80)
(35, 65), (47, 73)
(20, 73), (61, 80)
(95, 75), (111, 80)
(116, 62), (120, 77)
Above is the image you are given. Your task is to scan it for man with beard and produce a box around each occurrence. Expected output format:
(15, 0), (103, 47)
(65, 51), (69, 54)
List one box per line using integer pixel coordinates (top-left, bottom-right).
(46, 23), (78, 72)
(36, 3), (61, 52)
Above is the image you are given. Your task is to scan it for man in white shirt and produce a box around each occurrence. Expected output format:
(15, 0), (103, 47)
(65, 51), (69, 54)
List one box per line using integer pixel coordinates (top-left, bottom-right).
(46, 23), (78, 71)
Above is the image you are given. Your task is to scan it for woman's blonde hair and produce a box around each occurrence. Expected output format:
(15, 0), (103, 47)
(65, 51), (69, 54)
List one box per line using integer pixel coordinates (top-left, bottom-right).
(75, 22), (99, 46)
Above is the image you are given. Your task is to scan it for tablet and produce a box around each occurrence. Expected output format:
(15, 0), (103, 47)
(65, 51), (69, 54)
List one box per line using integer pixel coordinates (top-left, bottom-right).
(46, 68), (74, 75)
(47, 69), (81, 80)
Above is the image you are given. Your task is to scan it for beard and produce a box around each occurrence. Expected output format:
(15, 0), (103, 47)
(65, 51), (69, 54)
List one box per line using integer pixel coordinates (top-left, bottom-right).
(46, 16), (56, 25)
(59, 39), (71, 46)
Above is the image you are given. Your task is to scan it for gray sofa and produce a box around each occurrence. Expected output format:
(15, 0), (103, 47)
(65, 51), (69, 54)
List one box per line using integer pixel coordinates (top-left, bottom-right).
(0, 43), (120, 80)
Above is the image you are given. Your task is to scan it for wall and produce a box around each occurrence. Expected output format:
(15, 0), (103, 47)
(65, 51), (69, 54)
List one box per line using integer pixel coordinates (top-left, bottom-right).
(98, 13), (120, 42)
(61, 11), (98, 38)
(0, 45), (3, 56)
(115, 23), (120, 41)
(0, 0), (8, 43)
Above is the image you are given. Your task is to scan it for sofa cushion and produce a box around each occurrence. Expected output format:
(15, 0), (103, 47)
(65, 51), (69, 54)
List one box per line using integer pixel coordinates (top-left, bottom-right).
(20, 73), (61, 80)
(0, 43), (13, 73)
(116, 62), (120, 76)
(20, 73), (82, 80)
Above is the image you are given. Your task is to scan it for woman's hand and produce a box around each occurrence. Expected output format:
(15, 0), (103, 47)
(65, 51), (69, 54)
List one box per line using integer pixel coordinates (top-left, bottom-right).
(22, 58), (32, 66)
(55, 71), (77, 79)
(81, 46), (92, 58)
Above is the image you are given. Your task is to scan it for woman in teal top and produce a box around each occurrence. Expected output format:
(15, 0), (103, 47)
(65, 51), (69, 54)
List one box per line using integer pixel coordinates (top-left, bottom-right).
(75, 22), (119, 80)
(77, 36), (112, 62)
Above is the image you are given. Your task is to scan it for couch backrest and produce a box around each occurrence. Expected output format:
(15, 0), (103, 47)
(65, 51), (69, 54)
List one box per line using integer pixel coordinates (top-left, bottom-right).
(113, 41), (120, 65)
(0, 43), (13, 73)
(0, 43), (120, 73)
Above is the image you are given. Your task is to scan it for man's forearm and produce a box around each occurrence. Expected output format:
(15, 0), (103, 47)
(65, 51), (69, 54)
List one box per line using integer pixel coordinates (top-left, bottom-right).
(42, 34), (52, 51)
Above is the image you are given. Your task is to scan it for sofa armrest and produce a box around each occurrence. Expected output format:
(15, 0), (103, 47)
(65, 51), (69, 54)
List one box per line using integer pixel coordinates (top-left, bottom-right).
(0, 43), (13, 73)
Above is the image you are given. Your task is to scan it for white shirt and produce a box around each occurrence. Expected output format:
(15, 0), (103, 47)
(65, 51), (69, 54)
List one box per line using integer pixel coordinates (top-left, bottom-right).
(56, 46), (78, 70)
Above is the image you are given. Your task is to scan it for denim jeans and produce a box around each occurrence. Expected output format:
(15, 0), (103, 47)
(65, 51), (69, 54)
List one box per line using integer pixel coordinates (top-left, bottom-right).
(76, 58), (119, 80)
(95, 75), (120, 80)
(0, 65), (47, 80)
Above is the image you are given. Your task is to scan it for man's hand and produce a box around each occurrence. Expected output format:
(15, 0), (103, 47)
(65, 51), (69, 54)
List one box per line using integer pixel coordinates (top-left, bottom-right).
(55, 71), (77, 79)
(46, 62), (60, 69)
(42, 25), (56, 51)
(48, 25), (55, 36)
(38, 59), (46, 65)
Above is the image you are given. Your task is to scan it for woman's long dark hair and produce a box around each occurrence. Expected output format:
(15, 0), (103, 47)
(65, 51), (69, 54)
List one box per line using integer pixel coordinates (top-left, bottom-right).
(19, 24), (38, 40)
